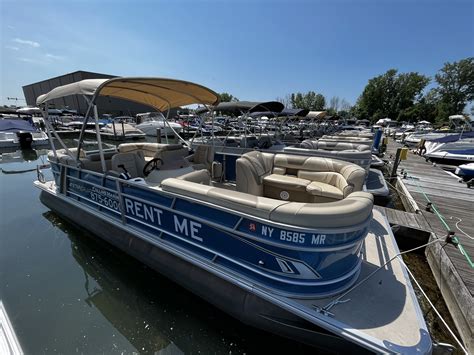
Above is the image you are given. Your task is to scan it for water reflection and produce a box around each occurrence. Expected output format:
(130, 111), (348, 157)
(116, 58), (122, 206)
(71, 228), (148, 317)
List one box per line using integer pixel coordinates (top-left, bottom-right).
(42, 212), (316, 354)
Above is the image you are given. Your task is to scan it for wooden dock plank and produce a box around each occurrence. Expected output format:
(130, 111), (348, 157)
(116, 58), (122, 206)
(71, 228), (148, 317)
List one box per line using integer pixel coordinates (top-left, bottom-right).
(386, 140), (474, 297)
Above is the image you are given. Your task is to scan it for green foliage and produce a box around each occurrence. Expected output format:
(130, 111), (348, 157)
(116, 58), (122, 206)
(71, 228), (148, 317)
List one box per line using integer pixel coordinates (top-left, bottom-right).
(290, 91), (325, 110)
(434, 57), (474, 121)
(219, 92), (239, 102)
(355, 69), (430, 122)
(397, 88), (438, 123)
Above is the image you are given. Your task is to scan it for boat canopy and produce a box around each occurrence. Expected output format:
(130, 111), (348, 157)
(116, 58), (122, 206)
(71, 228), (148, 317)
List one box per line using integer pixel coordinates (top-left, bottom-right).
(196, 101), (284, 115)
(249, 108), (309, 118)
(36, 77), (220, 111)
(305, 111), (327, 119)
(16, 107), (42, 115)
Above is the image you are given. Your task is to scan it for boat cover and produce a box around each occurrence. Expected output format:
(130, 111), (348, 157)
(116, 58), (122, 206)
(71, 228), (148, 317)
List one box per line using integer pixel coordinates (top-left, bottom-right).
(249, 108), (309, 118)
(197, 101), (284, 115)
(428, 131), (474, 143)
(0, 119), (38, 132)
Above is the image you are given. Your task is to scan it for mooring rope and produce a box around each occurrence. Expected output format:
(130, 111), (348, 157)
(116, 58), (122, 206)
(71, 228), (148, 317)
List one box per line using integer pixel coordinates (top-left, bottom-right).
(403, 168), (474, 269)
(322, 238), (442, 312)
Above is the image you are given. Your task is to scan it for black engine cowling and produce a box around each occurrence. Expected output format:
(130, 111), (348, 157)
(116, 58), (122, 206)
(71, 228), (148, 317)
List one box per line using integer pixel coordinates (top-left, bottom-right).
(16, 131), (33, 149)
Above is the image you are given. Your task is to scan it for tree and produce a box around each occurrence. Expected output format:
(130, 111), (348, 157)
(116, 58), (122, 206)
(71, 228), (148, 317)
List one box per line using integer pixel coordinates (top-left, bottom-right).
(219, 92), (239, 102)
(276, 94), (292, 108)
(329, 96), (340, 112)
(290, 91), (325, 110)
(340, 99), (352, 112)
(434, 57), (474, 118)
(354, 69), (430, 121)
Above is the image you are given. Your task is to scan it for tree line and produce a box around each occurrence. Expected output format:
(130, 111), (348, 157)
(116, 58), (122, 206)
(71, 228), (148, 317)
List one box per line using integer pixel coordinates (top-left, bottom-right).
(220, 57), (474, 124)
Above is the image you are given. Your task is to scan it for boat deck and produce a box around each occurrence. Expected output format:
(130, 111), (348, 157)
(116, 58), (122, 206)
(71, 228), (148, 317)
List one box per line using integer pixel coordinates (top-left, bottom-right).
(386, 139), (474, 352)
(259, 209), (431, 353)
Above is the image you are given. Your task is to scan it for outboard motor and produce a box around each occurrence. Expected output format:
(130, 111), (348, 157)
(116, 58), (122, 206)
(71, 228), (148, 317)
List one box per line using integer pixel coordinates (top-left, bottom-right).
(16, 131), (33, 149)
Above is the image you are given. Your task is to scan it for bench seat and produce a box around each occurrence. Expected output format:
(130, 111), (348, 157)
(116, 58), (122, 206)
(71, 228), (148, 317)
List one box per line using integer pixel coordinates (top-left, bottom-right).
(306, 181), (344, 200)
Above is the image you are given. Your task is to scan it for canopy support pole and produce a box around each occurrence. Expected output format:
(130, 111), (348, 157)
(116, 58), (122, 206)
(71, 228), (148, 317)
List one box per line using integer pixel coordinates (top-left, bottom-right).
(42, 103), (75, 159)
(93, 105), (106, 173)
(77, 95), (95, 162)
(42, 103), (57, 158)
(159, 98), (189, 147)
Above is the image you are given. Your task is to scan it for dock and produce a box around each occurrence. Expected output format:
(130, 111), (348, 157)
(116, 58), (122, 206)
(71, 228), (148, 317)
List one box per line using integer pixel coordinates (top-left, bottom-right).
(386, 139), (474, 353)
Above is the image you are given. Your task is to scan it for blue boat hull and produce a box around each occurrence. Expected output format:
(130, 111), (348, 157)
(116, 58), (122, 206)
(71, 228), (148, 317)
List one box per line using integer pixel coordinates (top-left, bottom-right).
(39, 188), (371, 353)
(49, 162), (370, 299)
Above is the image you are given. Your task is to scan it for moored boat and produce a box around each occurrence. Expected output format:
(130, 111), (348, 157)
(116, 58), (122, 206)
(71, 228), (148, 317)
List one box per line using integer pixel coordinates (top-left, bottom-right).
(34, 77), (432, 353)
(0, 118), (49, 150)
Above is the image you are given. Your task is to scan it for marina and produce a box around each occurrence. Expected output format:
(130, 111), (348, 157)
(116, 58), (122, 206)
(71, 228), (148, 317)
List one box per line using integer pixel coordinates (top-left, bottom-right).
(1, 77), (472, 354)
(1, 2), (473, 352)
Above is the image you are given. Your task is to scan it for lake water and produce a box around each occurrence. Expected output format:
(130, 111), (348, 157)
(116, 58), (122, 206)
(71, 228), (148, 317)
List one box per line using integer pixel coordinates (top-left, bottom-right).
(0, 147), (317, 354)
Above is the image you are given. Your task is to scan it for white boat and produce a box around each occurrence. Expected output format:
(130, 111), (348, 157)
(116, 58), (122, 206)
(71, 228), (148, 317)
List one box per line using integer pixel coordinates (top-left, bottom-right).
(0, 119), (49, 149)
(34, 77), (434, 353)
(424, 138), (474, 164)
(455, 162), (474, 180)
(136, 112), (183, 137)
(97, 121), (146, 140)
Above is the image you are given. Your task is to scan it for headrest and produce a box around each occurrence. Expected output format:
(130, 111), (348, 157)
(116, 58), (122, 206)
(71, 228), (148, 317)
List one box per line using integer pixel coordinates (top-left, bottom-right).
(159, 144), (186, 151)
(300, 140), (318, 149)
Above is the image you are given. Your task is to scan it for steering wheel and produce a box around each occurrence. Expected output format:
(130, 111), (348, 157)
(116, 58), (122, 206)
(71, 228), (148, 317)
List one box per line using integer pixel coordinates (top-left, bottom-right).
(143, 158), (164, 177)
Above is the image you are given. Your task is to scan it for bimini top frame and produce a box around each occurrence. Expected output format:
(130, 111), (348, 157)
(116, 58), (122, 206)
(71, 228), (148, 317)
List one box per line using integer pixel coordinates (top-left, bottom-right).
(37, 77), (220, 171)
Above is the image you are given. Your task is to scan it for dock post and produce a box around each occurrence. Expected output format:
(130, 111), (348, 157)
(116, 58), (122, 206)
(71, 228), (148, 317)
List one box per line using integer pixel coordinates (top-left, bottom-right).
(390, 147), (403, 182)
(156, 129), (161, 143)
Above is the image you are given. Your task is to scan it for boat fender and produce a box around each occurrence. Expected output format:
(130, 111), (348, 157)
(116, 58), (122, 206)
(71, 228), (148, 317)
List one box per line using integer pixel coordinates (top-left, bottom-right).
(118, 164), (132, 180)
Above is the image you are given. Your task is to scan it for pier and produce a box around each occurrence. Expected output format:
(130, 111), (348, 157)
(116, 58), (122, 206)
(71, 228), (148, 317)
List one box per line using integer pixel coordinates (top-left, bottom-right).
(386, 139), (474, 353)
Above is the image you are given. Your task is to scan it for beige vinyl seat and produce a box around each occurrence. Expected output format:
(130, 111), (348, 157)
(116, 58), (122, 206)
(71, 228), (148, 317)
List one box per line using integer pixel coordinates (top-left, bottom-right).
(119, 143), (169, 162)
(111, 152), (145, 178)
(161, 178), (374, 229)
(300, 140), (371, 152)
(153, 144), (190, 170)
(186, 144), (214, 170)
(48, 148), (115, 172)
(177, 169), (211, 185)
(236, 151), (366, 203)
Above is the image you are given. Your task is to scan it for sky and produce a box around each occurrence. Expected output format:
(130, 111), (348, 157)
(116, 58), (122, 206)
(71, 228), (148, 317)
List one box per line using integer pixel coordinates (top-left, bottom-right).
(0, 0), (473, 107)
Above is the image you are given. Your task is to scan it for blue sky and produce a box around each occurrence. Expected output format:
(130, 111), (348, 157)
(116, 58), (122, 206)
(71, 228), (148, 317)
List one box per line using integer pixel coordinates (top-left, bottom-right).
(1, 0), (473, 107)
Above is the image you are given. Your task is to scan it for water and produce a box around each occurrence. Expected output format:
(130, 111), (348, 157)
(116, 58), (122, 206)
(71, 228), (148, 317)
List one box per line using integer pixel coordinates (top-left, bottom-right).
(0, 147), (317, 354)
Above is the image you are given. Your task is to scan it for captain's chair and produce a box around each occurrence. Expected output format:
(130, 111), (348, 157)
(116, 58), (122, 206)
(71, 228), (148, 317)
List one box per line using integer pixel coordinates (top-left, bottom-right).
(154, 144), (190, 170)
(111, 152), (145, 178)
(186, 145), (214, 170)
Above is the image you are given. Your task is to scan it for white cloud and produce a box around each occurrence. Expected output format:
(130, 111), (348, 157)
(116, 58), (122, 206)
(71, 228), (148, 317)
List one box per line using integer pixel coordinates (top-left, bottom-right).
(5, 46), (19, 50)
(45, 53), (64, 60)
(18, 57), (37, 63)
(13, 38), (40, 47)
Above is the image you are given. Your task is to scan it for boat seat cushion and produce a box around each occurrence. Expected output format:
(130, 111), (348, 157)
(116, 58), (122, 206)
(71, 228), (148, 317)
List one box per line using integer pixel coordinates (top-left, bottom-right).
(161, 178), (373, 228)
(119, 143), (163, 157)
(177, 169), (211, 185)
(306, 181), (344, 200)
(263, 174), (310, 190)
(270, 191), (374, 228)
(111, 152), (145, 178)
(154, 146), (190, 170)
(236, 150), (275, 195)
(161, 178), (289, 219)
(186, 145), (215, 170)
